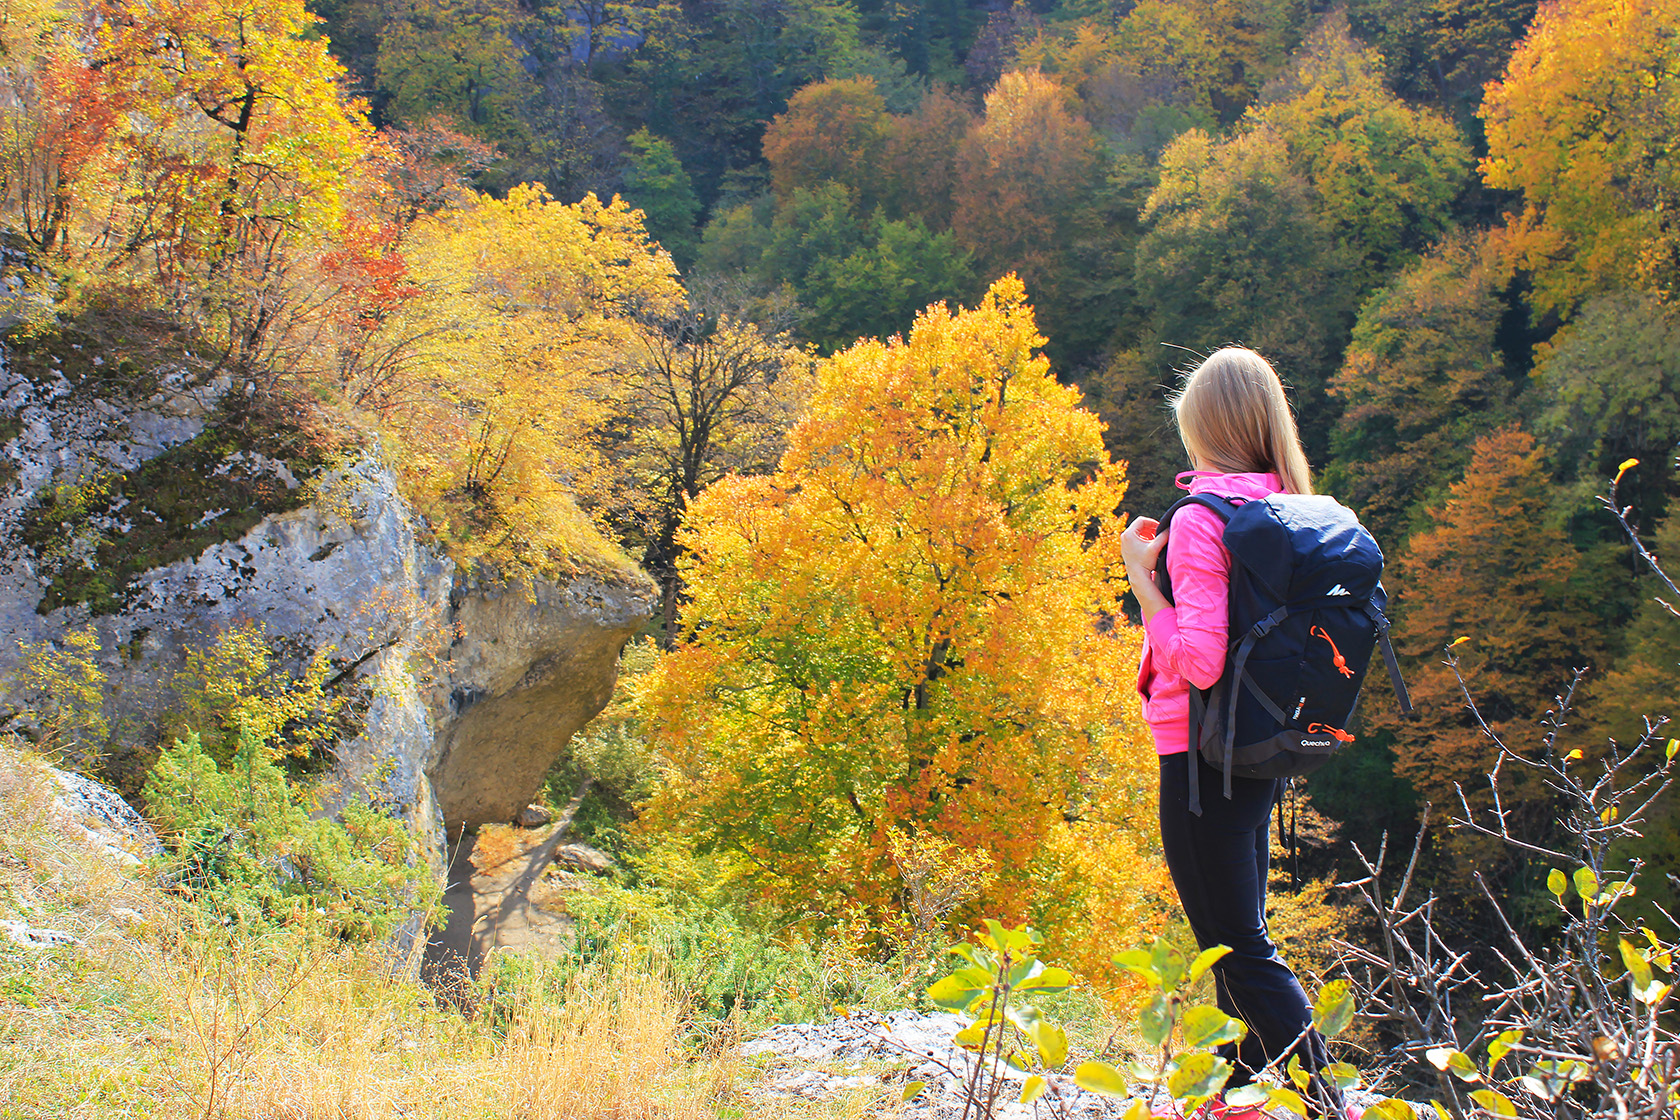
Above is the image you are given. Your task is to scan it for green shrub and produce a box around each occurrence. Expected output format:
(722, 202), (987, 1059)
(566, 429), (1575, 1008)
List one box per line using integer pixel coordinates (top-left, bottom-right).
(143, 725), (437, 940)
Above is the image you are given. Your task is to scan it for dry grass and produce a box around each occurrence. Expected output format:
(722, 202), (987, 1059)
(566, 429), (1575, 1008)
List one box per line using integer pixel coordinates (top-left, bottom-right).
(470, 823), (531, 874)
(0, 747), (879, 1120)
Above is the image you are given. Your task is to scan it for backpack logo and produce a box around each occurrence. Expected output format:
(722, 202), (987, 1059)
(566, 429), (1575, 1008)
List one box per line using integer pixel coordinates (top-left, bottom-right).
(1326, 584), (1351, 596)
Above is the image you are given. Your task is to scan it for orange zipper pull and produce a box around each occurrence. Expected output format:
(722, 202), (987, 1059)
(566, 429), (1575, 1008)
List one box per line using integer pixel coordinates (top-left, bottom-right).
(1307, 722), (1356, 744)
(1310, 625), (1354, 678)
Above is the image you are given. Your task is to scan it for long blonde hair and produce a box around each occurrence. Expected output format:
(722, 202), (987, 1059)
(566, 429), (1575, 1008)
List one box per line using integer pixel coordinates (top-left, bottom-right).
(1169, 347), (1313, 495)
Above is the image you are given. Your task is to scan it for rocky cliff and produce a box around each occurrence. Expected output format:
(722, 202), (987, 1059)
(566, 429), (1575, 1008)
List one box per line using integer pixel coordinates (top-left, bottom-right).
(0, 248), (656, 885)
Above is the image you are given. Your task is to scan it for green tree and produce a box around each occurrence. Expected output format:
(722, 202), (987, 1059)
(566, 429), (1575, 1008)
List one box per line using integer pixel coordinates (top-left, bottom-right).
(622, 127), (702, 270)
(610, 0), (867, 199)
(1134, 124), (1350, 454)
(1531, 293), (1680, 526)
(145, 729), (437, 939)
(375, 0), (532, 145)
(742, 182), (977, 352)
(1325, 235), (1515, 542)
(797, 211), (978, 353)
(1253, 13), (1471, 293)
(1345, 0), (1537, 112)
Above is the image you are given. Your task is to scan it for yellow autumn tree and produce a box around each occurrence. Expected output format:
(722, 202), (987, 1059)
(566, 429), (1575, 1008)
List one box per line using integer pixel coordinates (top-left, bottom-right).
(1480, 0), (1680, 317)
(380, 185), (684, 573)
(640, 276), (1169, 982)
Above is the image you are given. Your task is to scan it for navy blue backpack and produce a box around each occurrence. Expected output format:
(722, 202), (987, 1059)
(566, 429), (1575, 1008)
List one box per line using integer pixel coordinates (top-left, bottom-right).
(1157, 493), (1414, 815)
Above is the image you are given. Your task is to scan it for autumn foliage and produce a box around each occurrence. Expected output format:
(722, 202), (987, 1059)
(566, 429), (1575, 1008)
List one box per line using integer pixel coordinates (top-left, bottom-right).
(1480, 0), (1680, 317)
(641, 277), (1168, 975)
(2, 0), (1678, 1004)
(1379, 429), (1603, 833)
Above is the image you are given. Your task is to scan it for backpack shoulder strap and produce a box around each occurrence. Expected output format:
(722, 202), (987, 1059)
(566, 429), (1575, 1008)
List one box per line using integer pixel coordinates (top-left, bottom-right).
(1156, 494), (1241, 606)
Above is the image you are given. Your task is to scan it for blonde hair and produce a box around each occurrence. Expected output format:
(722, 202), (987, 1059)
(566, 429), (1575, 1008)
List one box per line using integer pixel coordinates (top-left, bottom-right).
(1169, 347), (1313, 495)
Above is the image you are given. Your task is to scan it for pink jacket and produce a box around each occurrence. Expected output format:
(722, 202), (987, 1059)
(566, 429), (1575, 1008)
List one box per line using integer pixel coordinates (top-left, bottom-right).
(1137, 470), (1284, 756)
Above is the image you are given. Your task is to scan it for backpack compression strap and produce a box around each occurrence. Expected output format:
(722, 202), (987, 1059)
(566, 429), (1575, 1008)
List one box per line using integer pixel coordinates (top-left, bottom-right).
(1363, 600), (1415, 716)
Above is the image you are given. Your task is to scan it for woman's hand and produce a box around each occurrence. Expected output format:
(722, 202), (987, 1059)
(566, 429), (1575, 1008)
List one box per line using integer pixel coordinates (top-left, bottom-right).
(1122, 517), (1172, 622)
(1122, 517), (1167, 578)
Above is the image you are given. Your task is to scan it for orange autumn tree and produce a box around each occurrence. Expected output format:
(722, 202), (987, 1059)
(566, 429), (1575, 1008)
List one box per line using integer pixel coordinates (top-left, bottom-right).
(94, 0), (374, 265)
(641, 276), (1168, 976)
(952, 71), (1098, 312)
(1379, 428), (1604, 862)
(761, 76), (891, 208)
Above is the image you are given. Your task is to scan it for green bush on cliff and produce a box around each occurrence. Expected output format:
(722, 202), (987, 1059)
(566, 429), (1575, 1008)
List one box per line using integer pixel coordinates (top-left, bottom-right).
(143, 725), (438, 940)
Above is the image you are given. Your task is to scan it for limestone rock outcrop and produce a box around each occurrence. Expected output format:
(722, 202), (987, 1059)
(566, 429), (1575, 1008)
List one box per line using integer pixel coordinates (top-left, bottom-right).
(431, 571), (653, 829)
(0, 268), (654, 892)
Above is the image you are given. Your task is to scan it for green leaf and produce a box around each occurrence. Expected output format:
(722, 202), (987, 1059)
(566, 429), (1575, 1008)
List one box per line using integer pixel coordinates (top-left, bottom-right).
(1015, 966), (1075, 994)
(1224, 1084), (1270, 1108)
(1152, 940), (1190, 991)
(1311, 980), (1355, 1038)
(1114, 949), (1161, 987)
(1020, 1076), (1047, 1104)
(1363, 1101), (1414, 1120)
(1486, 1028), (1523, 1066)
(1006, 957), (1040, 989)
(1426, 1047), (1481, 1082)
(1031, 1020), (1069, 1069)
(1139, 989), (1173, 1049)
(954, 1023), (988, 1050)
(1324, 1061), (1361, 1091)
(1546, 868), (1567, 899)
(1074, 1060), (1130, 1098)
(1573, 867), (1599, 901)
(1182, 1005), (1247, 1049)
(1189, 945), (1231, 985)
(1621, 938), (1654, 990)
(927, 975), (983, 1011)
(1167, 1052), (1232, 1103)
(901, 1081), (926, 1102)
(986, 921), (1038, 955)
(1470, 1089), (1518, 1117)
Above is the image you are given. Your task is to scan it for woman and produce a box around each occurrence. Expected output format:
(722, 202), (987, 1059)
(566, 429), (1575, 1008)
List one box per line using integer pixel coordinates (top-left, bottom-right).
(1120, 347), (1346, 1118)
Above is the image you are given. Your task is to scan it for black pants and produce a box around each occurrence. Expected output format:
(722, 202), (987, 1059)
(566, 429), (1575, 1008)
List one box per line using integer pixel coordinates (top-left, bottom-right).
(1159, 752), (1343, 1112)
